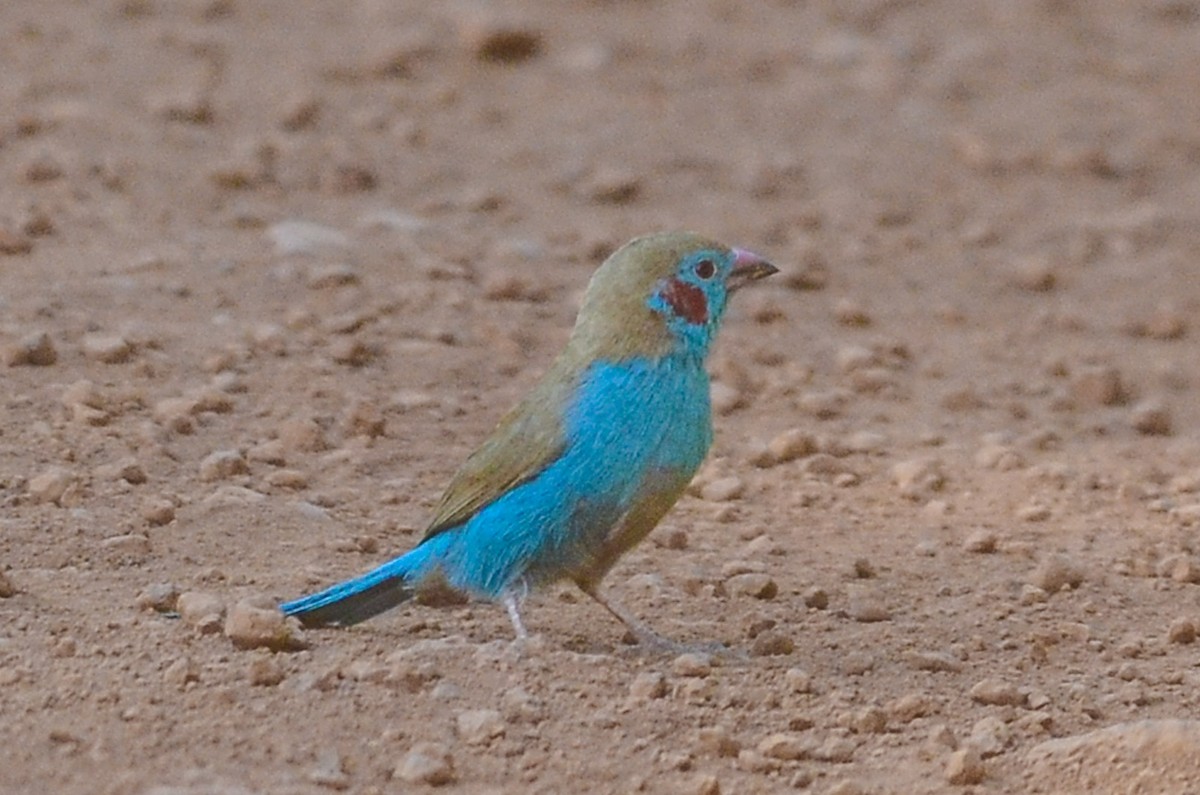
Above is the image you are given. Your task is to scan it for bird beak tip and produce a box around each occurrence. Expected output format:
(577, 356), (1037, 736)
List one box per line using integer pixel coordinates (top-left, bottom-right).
(728, 248), (779, 292)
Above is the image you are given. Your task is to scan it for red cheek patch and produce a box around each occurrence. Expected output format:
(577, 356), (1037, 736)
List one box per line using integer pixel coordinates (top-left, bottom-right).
(662, 277), (708, 325)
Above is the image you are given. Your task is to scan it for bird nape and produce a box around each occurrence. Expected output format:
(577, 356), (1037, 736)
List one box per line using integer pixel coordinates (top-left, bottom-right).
(281, 231), (778, 650)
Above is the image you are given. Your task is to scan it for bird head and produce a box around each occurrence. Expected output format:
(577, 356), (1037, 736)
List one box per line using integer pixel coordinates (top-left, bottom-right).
(570, 231), (778, 363)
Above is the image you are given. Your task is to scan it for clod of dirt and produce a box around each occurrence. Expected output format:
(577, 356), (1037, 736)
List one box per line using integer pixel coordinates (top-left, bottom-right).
(224, 599), (308, 652)
(5, 331), (57, 366)
(395, 742), (455, 786)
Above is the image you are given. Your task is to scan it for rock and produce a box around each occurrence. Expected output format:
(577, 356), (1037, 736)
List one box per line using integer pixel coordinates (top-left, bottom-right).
(945, 747), (986, 785)
(891, 458), (945, 500)
(1167, 618), (1196, 644)
(695, 725), (741, 758)
(1030, 554), (1085, 592)
(963, 529), (997, 553)
(395, 742), (454, 786)
(629, 671), (668, 700)
(583, 168), (641, 204)
(755, 428), (818, 468)
(1026, 720), (1200, 790)
(757, 733), (811, 761)
(306, 263), (359, 289)
(906, 651), (964, 673)
(710, 382), (744, 416)
(135, 583), (180, 612)
(224, 599), (307, 651)
(888, 693), (931, 723)
(672, 653), (712, 678)
(784, 668), (813, 693)
(0, 570), (16, 598)
(848, 595), (891, 623)
(1069, 365), (1123, 407)
(177, 591), (226, 633)
(199, 450), (249, 481)
(726, 573), (777, 600)
(141, 497), (177, 527)
(802, 586), (829, 609)
(849, 707), (887, 734)
(267, 220), (348, 256)
(1011, 256), (1056, 292)
(1017, 502), (1051, 522)
(81, 333), (134, 363)
(455, 709), (505, 745)
(248, 656), (286, 686)
(27, 466), (78, 506)
(834, 298), (871, 326)
(5, 331), (57, 366)
(969, 715), (1012, 757)
(969, 678), (1025, 707)
(701, 476), (744, 503)
(1130, 399), (1172, 435)
(749, 632), (794, 657)
(461, 19), (542, 64)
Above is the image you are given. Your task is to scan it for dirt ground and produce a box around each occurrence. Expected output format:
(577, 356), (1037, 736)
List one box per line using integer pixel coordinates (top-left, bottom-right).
(3, 1), (1200, 793)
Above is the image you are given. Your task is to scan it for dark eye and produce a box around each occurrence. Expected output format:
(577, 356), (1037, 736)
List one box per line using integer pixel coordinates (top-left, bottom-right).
(693, 258), (716, 280)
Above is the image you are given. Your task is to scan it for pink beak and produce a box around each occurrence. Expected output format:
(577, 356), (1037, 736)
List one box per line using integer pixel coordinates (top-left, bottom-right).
(727, 247), (778, 292)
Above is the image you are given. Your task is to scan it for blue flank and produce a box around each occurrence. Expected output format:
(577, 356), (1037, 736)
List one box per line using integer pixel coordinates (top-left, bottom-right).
(280, 352), (711, 625)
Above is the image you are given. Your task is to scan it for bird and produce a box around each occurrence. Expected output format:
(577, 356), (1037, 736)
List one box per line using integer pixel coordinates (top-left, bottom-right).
(281, 231), (777, 648)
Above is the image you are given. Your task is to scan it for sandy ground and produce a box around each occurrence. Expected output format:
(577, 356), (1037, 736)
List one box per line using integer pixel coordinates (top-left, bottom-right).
(3, 1), (1200, 793)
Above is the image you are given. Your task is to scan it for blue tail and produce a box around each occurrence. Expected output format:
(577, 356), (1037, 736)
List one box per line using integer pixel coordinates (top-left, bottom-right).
(281, 540), (441, 627)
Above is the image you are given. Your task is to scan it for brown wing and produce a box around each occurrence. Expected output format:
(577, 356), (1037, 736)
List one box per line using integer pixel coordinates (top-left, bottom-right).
(422, 357), (578, 539)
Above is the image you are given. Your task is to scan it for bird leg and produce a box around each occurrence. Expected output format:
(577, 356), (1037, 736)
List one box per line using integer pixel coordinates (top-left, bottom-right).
(580, 585), (684, 651)
(502, 592), (529, 641)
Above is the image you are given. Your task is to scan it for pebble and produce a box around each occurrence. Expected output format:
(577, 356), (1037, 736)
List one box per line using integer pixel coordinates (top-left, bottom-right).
(755, 428), (818, 468)
(749, 632), (794, 657)
(701, 476), (744, 503)
(224, 599), (307, 651)
(813, 736), (856, 763)
(629, 671), (668, 699)
(141, 497), (177, 526)
(396, 742), (455, 786)
(5, 331), (57, 366)
(969, 715), (1011, 757)
(1130, 399), (1172, 435)
(802, 587), (829, 610)
(847, 595), (891, 623)
(784, 668), (813, 693)
(27, 466), (78, 506)
(695, 725), (741, 758)
(308, 749), (350, 791)
(177, 591), (226, 633)
(969, 677), (1025, 707)
(757, 733), (811, 761)
(81, 333), (134, 363)
(583, 168), (641, 204)
(248, 656), (286, 686)
(455, 709), (505, 745)
(891, 458), (945, 500)
(1029, 554), (1085, 592)
(460, 19), (542, 64)
(199, 450), (249, 481)
(134, 582), (179, 612)
(834, 298), (871, 326)
(268, 220), (348, 256)
(799, 389), (848, 418)
(306, 263), (359, 290)
(1069, 365), (1124, 407)
(887, 693), (931, 723)
(1011, 255), (1056, 292)
(963, 529), (997, 553)
(906, 651), (964, 673)
(849, 706), (887, 734)
(163, 657), (200, 688)
(672, 653), (712, 678)
(726, 573), (777, 600)
(278, 418), (329, 453)
(710, 382), (744, 416)
(945, 747), (986, 785)
(1167, 618), (1196, 644)
(1016, 502), (1051, 522)
(0, 570), (16, 598)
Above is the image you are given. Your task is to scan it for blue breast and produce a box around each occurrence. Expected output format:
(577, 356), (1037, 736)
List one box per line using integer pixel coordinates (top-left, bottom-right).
(427, 355), (712, 598)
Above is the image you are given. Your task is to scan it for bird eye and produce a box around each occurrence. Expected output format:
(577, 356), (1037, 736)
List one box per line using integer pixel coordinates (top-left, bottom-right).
(693, 258), (716, 280)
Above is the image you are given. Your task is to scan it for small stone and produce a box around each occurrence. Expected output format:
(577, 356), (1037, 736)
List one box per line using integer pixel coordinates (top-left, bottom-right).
(672, 653), (713, 678)
(6, 332), (57, 366)
(970, 715), (1012, 757)
(695, 725), (741, 758)
(278, 418), (329, 453)
(813, 736), (856, 763)
(268, 220), (348, 256)
(757, 733), (811, 761)
(630, 671), (668, 699)
(1017, 503), (1051, 522)
(248, 656), (286, 686)
(726, 573), (777, 600)
(906, 651), (964, 673)
(701, 476), (744, 503)
(395, 742), (454, 786)
(199, 450), (249, 481)
(0, 570), (17, 598)
(945, 747), (986, 785)
(224, 599), (307, 651)
(163, 657), (200, 688)
(308, 749), (350, 791)
(802, 587), (829, 609)
(177, 591), (226, 633)
(27, 466), (78, 506)
(266, 469), (308, 490)
(481, 270), (547, 302)
(81, 333), (134, 364)
(455, 709), (505, 745)
(1012, 256), (1056, 292)
(761, 428), (818, 467)
(135, 583), (180, 612)
(1142, 303), (1187, 340)
(963, 529), (997, 553)
(1070, 365), (1124, 407)
(1131, 399), (1172, 436)
(306, 263), (359, 289)
(710, 382), (744, 416)
(969, 677), (1025, 707)
(852, 558), (876, 579)
(462, 21), (542, 64)
(784, 668), (813, 693)
(848, 596), (891, 623)
(834, 298), (871, 326)
(584, 168), (641, 204)
(888, 693), (932, 723)
(1030, 554), (1085, 592)
(1168, 618), (1196, 645)
(329, 337), (373, 366)
(891, 458), (945, 500)
(141, 498), (177, 527)
(750, 632), (794, 657)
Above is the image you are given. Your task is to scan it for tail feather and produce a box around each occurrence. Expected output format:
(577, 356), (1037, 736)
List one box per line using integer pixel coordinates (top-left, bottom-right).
(282, 547), (428, 628)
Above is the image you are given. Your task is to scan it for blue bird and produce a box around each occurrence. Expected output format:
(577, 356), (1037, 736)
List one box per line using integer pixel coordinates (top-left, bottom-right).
(281, 232), (777, 646)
